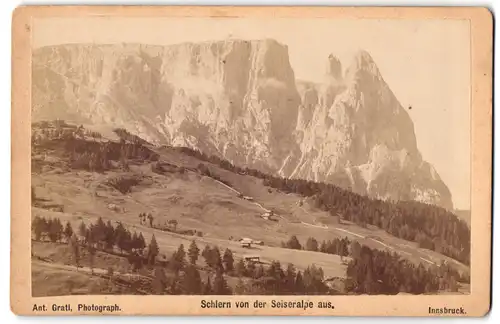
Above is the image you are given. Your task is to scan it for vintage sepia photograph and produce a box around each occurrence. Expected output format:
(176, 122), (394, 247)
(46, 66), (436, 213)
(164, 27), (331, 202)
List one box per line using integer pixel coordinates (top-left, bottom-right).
(11, 6), (492, 316)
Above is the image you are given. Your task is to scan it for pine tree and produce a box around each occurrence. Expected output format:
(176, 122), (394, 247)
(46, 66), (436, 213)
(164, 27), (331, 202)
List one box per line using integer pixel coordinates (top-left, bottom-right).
(208, 246), (223, 271)
(147, 234), (159, 265)
(295, 271), (305, 294)
(319, 240), (328, 253)
(137, 232), (146, 253)
(114, 223), (127, 253)
(235, 259), (247, 277)
(78, 221), (87, 243)
(202, 245), (211, 267)
(69, 233), (80, 270)
(188, 240), (200, 265)
(255, 264), (265, 279)
(202, 276), (212, 295)
(148, 213), (154, 228)
(176, 244), (186, 263)
(131, 231), (139, 251)
(213, 269), (231, 295)
(169, 273), (182, 295)
(48, 218), (63, 242)
(235, 277), (246, 295)
(170, 244), (186, 273)
(88, 244), (96, 275)
(128, 251), (143, 272)
(246, 260), (256, 278)
(152, 266), (167, 294)
(64, 222), (74, 242)
(181, 264), (202, 294)
(285, 263), (297, 293)
(222, 248), (234, 274)
(32, 216), (43, 241)
(305, 237), (319, 251)
(104, 220), (115, 250)
(286, 235), (302, 250)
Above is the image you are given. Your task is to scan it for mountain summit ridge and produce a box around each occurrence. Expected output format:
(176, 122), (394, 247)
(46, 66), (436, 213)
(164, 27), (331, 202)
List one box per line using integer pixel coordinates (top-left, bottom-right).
(31, 38), (453, 209)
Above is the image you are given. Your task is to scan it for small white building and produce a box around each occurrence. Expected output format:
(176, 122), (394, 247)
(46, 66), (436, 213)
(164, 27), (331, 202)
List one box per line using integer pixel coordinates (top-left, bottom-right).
(243, 255), (260, 263)
(261, 211), (274, 220)
(240, 238), (253, 248)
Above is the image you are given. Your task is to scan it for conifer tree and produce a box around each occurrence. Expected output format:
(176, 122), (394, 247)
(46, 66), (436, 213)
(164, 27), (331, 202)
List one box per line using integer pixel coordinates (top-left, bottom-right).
(255, 264), (265, 279)
(285, 263), (297, 293)
(295, 271), (305, 294)
(213, 269), (231, 295)
(188, 240), (200, 265)
(32, 216), (43, 241)
(104, 220), (115, 250)
(222, 248), (234, 273)
(181, 264), (202, 294)
(305, 237), (319, 251)
(147, 234), (159, 265)
(137, 232), (146, 253)
(170, 244), (186, 273)
(202, 245), (211, 266)
(286, 235), (302, 250)
(235, 277), (246, 295)
(78, 221), (87, 243)
(64, 222), (74, 242)
(235, 259), (247, 277)
(88, 244), (96, 275)
(152, 266), (167, 294)
(246, 260), (256, 278)
(211, 246), (223, 271)
(69, 233), (80, 270)
(202, 276), (212, 295)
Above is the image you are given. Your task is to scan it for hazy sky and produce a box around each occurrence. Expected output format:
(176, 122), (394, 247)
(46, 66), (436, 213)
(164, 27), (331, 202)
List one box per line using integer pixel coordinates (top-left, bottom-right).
(33, 17), (471, 209)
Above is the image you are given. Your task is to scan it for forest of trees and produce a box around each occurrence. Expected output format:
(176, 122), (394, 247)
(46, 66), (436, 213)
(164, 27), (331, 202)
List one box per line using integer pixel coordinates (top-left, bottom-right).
(32, 122), (469, 265)
(32, 122), (159, 173)
(32, 214), (467, 295)
(345, 242), (467, 295)
(282, 235), (350, 259)
(176, 147), (470, 265)
(32, 215), (155, 276)
(31, 216), (333, 295)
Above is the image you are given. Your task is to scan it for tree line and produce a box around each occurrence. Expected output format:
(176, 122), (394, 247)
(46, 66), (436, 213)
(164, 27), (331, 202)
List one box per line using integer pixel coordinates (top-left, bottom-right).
(163, 241), (333, 295)
(31, 216), (333, 295)
(32, 121), (159, 173)
(282, 235), (350, 258)
(31, 215), (157, 273)
(32, 215), (465, 295)
(345, 241), (468, 295)
(176, 146), (470, 265)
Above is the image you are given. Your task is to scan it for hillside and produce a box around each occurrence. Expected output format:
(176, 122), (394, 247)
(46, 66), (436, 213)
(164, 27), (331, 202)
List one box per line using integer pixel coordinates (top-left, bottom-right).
(32, 40), (453, 209)
(30, 121), (469, 296)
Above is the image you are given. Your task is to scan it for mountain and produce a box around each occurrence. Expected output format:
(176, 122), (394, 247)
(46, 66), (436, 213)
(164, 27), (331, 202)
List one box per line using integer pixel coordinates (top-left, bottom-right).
(31, 39), (453, 209)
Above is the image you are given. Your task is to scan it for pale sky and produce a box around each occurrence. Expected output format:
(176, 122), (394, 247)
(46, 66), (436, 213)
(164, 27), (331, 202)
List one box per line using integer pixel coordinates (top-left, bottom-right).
(33, 17), (471, 209)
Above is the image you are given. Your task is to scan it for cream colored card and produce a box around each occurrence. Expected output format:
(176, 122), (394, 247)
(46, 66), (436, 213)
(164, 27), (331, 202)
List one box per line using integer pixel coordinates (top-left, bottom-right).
(11, 6), (492, 316)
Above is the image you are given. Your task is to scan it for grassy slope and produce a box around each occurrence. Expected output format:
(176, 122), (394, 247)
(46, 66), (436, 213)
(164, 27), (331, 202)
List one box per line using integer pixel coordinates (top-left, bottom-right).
(31, 134), (470, 295)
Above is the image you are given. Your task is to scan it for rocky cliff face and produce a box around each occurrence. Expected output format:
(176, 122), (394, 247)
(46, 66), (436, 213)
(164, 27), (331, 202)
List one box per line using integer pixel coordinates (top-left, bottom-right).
(31, 39), (453, 209)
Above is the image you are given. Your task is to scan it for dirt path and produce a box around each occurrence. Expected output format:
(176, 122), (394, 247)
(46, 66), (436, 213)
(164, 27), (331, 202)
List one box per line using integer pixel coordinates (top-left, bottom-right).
(300, 221), (328, 230)
(84, 154), (440, 269)
(33, 259), (149, 279)
(33, 260), (108, 276)
(419, 257), (436, 265)
(368, 238), (395, 250)
(214, 179), (241, 194)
